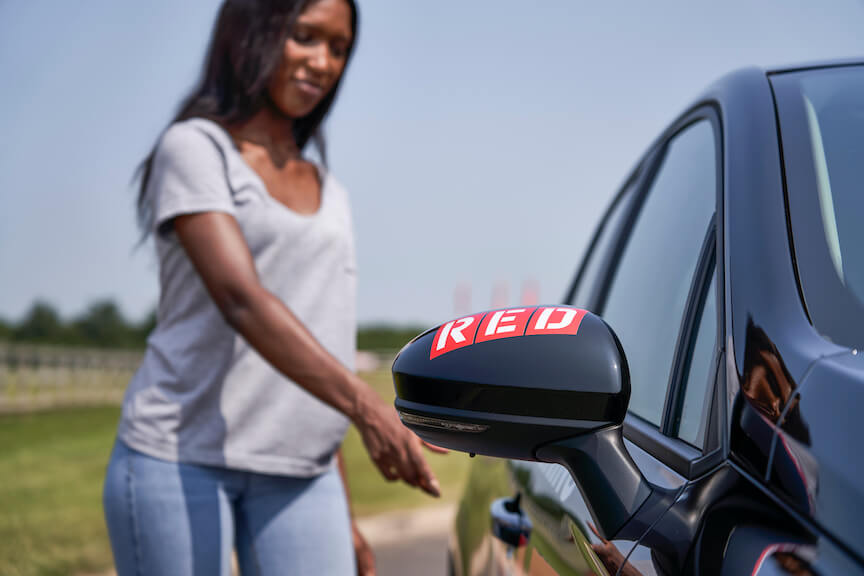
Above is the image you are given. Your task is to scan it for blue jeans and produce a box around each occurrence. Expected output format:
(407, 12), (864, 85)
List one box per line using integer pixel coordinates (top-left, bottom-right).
(103, 441), (355, 575)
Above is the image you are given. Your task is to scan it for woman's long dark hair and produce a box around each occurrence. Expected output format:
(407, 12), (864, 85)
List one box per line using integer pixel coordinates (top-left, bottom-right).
(136, 0), (358, 239)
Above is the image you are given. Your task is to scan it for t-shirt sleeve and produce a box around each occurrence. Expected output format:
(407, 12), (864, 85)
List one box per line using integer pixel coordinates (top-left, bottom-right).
(149, 122), (236, 233)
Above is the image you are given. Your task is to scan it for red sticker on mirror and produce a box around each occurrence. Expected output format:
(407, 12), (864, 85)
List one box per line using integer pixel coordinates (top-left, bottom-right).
(429, 313), (485, 359)
(428, 306), (588, 359)
(525, 307), (586, 336)
(475, 307), (537, 343)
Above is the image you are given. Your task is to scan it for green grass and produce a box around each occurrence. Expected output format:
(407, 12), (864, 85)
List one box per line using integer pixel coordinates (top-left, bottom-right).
(0, 406), (119, 576)
(0, 371), (469, 575)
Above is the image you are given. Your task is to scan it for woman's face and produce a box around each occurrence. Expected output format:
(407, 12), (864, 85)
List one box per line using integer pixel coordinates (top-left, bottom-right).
(269, 0), (353, 118)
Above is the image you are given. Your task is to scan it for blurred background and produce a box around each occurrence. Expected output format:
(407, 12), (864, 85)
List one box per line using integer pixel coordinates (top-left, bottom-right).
(1, 1), (862, 575)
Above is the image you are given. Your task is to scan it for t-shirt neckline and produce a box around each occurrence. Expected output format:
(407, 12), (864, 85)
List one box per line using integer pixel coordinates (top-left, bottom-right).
(191, 117), (329, 220)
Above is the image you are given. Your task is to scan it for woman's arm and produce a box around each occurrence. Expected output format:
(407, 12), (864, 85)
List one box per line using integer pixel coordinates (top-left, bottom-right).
(173, 211), (440, 496)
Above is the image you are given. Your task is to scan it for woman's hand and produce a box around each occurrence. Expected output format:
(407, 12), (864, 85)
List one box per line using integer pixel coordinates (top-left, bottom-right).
(588, 523), (644, 576)
(352, 522), (375, 576)
(353, 387), (441, 497)
(422, 440), (449, 454)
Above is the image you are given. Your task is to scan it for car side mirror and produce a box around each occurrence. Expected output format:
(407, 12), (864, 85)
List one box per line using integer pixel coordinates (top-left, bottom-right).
(392, 306), (655, 539)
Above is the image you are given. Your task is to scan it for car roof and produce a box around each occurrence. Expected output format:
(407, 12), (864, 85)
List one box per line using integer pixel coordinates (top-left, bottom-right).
(763, 57), (864, 75)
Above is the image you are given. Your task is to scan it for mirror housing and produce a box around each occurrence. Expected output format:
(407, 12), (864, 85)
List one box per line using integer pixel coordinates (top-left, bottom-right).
(393, 306), (629, 459)
(392, 306), (657, 539)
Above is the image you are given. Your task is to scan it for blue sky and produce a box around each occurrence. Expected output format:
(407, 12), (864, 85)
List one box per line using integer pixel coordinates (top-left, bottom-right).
(1, 0), (863, 327)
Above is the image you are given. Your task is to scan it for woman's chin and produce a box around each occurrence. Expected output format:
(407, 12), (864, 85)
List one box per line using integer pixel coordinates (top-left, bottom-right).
(272, 95), (323, 119)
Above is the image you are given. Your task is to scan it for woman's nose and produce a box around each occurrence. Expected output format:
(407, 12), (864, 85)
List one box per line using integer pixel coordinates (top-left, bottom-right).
(307, 45), (330, 74)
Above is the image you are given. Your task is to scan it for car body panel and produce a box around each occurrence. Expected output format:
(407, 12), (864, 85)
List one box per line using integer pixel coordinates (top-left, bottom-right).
(446, 61), (864, 575)
(770, 351), (864, 560)
(452, 454), (650, 576)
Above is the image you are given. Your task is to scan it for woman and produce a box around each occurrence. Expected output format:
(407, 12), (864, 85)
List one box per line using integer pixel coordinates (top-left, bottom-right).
(103, 1), (441, 574)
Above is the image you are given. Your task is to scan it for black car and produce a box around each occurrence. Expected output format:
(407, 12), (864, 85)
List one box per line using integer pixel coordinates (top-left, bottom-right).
(392, 60), (864, 575)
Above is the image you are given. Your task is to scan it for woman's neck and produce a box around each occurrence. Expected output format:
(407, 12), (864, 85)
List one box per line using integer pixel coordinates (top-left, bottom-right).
(230, 106), (300, 165)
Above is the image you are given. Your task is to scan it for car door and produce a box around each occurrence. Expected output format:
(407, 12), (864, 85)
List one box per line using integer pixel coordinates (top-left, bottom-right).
(498, 109), (724, 576)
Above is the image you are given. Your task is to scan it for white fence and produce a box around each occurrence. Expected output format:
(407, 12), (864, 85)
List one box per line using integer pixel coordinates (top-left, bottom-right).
(0, 344), (142, 413)
(0, 344), (396, 413)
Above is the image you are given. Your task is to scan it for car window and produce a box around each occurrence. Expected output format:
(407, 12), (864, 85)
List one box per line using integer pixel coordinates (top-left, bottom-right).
(601, 120), (717, 427)
(771, 66), (864, 349)
(677, 268), (717, 447)
(568, 184), (635, 309)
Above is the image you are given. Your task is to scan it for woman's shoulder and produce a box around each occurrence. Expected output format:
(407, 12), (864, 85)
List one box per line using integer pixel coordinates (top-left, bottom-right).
(147, 119), (238, 224)
(319, 166), (351, 203)
(157, 118), (231, 158)
(146, 119), (238, 202)
(150, 118), (237, 179)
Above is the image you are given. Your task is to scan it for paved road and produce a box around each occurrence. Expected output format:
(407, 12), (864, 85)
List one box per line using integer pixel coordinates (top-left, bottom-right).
(358, 504), (455, 576)
(373, 533), (449, 576)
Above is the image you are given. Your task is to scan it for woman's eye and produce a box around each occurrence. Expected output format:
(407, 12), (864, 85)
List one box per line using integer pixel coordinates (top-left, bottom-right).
(330, 43), (347, 59)
(292, 30), (314, 44)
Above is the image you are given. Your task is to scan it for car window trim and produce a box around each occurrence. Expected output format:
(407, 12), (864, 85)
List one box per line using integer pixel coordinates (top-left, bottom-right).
(606, 106), (725, 477)
(663, 218), (717, 441)
(564, 152), (660, 310)
(563, 174), (635, 305)
(593, 146), (667, 315)
(624, 414), (700, 476)
(623, 230), (725, 477)
(564, 194), (629, 307)
(598, 114), (718, 311)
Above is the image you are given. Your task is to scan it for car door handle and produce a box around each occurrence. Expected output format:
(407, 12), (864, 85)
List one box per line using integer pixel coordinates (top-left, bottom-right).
(490, 494), (533, 548)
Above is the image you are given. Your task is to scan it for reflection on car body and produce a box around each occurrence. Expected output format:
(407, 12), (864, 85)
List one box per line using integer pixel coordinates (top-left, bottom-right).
(394, 60), (864, 575)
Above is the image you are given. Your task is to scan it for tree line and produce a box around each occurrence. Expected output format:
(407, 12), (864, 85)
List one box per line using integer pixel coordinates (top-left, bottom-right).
(0, 300), (425, 351)
(0, 300), (155, 349)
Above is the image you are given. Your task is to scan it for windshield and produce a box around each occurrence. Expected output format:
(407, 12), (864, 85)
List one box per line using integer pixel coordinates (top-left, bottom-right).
(772, 65), (864, 349)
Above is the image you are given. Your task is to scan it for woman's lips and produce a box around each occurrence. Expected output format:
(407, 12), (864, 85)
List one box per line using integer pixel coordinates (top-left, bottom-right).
(293, 78), (325, 98)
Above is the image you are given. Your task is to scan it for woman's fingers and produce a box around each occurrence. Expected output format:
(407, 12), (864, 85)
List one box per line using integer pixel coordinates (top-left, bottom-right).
(392, 442), (419, 487)
(378, 460), (399, 481)
(368, 434), (411, 484)
(375, 433), (438, 496)
(408, 438), (440, 497)
(422, 440), (449, 454)
(357, 392), (441, 495)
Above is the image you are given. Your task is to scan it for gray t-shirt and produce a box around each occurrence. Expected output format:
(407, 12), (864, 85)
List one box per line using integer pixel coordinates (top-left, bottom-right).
(118, 118), (356, 477)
